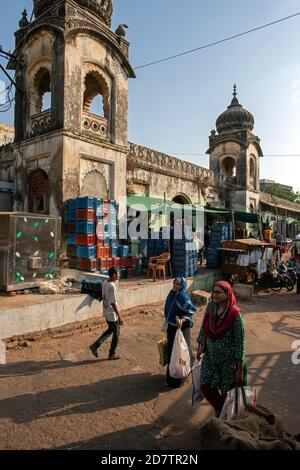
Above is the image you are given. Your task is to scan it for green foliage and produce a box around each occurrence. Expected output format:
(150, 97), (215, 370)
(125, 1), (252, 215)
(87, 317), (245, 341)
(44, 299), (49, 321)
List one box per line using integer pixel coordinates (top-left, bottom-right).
(265, 184), (300, 204)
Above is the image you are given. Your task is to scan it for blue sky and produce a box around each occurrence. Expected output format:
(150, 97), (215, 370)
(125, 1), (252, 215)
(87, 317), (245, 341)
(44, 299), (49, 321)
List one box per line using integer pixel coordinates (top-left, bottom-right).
(1, 0), (300, 191)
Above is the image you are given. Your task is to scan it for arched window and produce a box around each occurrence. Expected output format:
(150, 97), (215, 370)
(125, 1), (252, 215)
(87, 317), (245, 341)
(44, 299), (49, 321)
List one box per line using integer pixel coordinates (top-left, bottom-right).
(83, 71), (109, 119)
(28, 169), (49, 214)
(33, 67), (51, 114)
(249, 156), (256, 189)
(172, 194), (191, 205)
(221, 157), (236, 179)
(250, 157), (255, 178)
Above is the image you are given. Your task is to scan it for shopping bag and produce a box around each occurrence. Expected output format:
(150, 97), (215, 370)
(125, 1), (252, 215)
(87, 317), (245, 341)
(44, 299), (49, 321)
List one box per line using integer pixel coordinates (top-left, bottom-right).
(220, 386), (257, 421)
(157, 336), (168, 367)
(191, 359), (204, 405)
(169, 329), (191, 379)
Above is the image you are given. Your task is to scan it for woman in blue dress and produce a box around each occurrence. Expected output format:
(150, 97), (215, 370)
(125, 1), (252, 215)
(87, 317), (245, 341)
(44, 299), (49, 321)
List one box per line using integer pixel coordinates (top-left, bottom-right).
(164, 277), (197, 388)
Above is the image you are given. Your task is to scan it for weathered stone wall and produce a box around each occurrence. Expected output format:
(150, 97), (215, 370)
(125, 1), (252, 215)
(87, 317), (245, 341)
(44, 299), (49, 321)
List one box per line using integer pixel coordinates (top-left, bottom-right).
(127, 143), (214, 205)
(64, 134), (127, 217)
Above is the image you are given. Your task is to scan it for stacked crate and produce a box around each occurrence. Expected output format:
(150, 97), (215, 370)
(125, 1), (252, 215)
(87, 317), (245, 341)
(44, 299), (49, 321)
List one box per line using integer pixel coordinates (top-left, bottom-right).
(206, 222), (232, 269)
(65, 197), (137, 276)
(172, 227), (199, 278)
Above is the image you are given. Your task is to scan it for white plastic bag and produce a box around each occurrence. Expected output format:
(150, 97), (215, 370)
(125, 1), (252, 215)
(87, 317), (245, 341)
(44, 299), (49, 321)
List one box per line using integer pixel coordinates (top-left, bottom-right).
(169, 329), (191, 379)
(191, 359), (204, 405)
(220, 386), (257, 421)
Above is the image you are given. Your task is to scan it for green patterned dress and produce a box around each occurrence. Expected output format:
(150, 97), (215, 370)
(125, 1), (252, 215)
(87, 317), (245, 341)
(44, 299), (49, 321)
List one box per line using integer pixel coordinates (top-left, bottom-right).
(197, 311), (245, 392)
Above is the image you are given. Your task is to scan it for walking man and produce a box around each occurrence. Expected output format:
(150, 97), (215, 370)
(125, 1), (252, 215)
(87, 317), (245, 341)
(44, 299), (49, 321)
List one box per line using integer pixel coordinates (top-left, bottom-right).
(89, 267), (124, 360)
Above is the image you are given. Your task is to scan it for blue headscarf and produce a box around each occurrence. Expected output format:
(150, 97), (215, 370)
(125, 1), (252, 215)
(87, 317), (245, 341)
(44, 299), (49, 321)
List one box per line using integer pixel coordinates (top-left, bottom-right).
(164, 277), (197, 326)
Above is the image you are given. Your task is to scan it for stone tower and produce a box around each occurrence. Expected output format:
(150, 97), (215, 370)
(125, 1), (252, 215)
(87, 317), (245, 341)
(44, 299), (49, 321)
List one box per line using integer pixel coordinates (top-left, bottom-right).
(8, 0), (135, 215)
(207, 85), (263, 212)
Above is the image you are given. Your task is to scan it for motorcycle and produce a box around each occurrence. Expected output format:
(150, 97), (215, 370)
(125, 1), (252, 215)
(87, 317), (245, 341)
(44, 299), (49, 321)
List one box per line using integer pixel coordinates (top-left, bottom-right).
(254, 268), (293, 292)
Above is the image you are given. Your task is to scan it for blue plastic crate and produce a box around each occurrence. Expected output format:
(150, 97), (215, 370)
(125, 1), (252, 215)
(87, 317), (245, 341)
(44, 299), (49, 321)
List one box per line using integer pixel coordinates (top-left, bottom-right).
(76, 196), (95, 209)
(111, 245), (118, 257)
(76, 221), (95, 234)
(67, 199), (77, 211)
(118, 245), (129, 257)
(67, 233), (76, 245)
(94, 198), (103, 209)
(77, 246), (96, 259)
(67, 210), (76, 222)
(110, 239), (118, 247)
(103, 237), (110, 246)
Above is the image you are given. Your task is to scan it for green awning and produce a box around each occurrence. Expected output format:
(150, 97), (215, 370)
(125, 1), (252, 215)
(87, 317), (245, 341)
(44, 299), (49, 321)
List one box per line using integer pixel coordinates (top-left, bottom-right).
(234, 211), (259, 223)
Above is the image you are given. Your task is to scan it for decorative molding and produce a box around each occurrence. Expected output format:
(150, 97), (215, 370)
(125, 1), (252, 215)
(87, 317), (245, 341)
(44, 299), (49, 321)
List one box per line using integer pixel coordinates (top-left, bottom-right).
(260, 191), (300, 212)
(128, 142), (213, 184)
(82, 112), (108, 139)
(31, 109), (52, 137)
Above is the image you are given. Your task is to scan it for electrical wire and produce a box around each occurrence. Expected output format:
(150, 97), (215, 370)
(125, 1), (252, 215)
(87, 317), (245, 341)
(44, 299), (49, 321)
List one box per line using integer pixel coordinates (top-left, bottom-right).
(134, 11), (300, 70)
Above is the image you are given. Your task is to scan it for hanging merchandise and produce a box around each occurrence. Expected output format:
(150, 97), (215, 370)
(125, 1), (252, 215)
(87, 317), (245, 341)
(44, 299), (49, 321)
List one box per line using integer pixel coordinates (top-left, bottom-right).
(237, 254), (250, 267)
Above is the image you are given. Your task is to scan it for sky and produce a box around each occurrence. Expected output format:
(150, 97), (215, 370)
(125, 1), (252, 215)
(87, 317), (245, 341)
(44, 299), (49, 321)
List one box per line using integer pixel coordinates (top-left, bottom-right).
(1, 0), (300, 191)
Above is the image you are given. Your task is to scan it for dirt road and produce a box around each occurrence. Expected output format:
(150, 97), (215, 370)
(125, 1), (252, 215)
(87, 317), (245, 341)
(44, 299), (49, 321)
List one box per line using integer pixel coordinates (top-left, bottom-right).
(0, 291), (299, 449)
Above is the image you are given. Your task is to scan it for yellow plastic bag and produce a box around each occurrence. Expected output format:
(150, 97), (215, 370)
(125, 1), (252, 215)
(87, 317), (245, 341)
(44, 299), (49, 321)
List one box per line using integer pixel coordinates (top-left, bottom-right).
(157, 336), (168, 367)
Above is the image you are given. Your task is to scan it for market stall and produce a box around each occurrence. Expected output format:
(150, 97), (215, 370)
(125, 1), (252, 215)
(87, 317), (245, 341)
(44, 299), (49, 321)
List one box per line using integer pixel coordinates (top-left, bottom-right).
(219, 238), (274, 281)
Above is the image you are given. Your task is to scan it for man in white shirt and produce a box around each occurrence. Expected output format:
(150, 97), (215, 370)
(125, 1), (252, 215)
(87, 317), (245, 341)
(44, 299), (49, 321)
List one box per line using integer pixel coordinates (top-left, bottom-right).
(89, 267), (124, 360)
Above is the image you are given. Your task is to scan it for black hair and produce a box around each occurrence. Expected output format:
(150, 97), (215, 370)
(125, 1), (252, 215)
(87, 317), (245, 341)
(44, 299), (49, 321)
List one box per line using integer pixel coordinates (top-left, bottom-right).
(108, 266), (119, 278)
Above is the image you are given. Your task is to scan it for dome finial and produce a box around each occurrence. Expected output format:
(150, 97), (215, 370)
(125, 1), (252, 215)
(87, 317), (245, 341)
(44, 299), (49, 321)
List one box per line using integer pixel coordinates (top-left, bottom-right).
(233, 83), (237, 98)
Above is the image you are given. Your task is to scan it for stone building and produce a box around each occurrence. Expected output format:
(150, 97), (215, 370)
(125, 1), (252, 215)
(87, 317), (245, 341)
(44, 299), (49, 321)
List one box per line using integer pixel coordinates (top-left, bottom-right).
(0, 0), (135, 216)
(0, 0), (299, 233)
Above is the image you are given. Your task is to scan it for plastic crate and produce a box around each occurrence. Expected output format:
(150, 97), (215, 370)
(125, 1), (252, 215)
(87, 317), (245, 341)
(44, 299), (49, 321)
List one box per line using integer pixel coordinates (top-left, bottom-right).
(67, 199), (77, 211)
(67, 233), (76, 245)
(76, 234), (96, 246)
(98, 258), (108, 271)
(111, 245), (118, 257)
(126, 268), (134, 278)
(104, 246), (111, 258)
(103, 237), (110, 246)
(120, 257), (127, 268)
(77, 246), (96, 259)
(76, 221), (95, 234)
(76, 209), (96, 222)
(66, 221), (76, 233)
(106, 257), (114, 268)
(66, 210), (76, 222)
(76, 196), (95, 209)
(117, 245), (129, 257)
(67, 245), (77, 258)
(96, 246), (105, 258)
(111, 257), (121, 268)
(78, 258), (97, 272)
(68, 258), (78, 269)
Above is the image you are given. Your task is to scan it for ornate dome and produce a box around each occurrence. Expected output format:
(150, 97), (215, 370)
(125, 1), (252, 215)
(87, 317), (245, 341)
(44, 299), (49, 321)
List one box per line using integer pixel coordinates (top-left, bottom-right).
(216, 85), (254, 133)
(33, 0), (113, 27)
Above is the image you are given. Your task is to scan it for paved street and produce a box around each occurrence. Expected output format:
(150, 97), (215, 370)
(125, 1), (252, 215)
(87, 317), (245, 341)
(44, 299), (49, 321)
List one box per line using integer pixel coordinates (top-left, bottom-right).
(0, 291), (299, 450)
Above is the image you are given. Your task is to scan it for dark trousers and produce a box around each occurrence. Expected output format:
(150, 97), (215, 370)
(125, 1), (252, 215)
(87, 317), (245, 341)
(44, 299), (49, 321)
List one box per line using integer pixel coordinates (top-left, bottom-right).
(93, 320), (120, 357)
(166, 323), (192, 388)
(201, 384), (230, 416)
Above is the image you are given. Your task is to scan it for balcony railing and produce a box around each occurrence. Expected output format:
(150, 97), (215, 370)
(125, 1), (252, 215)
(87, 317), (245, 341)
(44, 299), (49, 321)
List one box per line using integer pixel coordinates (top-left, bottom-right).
(82, 112), (108, 140)
(31, 109), (52, 137)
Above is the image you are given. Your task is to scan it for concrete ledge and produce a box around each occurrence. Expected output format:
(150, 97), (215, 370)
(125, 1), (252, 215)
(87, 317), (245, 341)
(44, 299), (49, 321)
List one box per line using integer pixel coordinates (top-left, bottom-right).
(191, 290), (211, 307)
(233, 283), (254, 303)
(0, 278), (192, 340)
